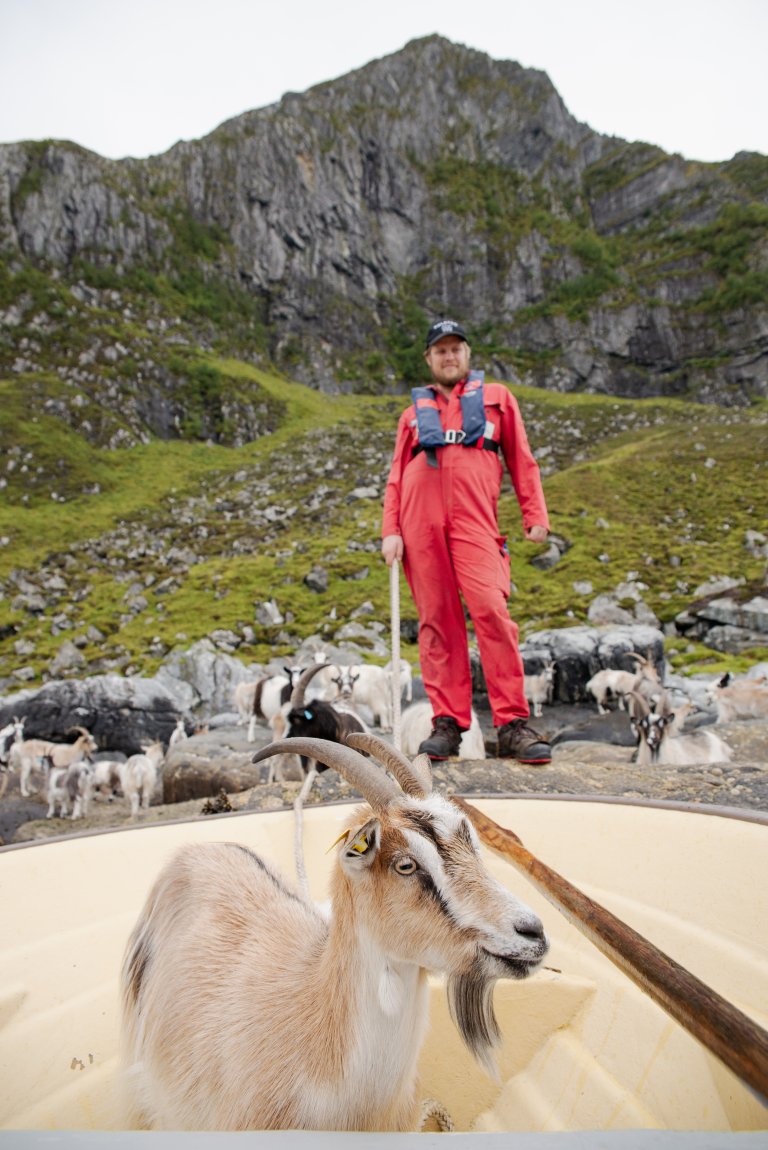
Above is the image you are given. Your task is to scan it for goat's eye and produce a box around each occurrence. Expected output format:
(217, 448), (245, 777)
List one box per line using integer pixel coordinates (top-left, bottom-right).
(394, 857), (417, 875)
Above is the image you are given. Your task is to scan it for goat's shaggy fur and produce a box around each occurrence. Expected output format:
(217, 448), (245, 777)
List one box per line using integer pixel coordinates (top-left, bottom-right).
(46, 760), (95, 819)
(119, 743), (164, 816)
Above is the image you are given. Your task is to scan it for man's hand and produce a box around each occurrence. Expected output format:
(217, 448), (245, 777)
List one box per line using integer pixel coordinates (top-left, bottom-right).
(524, 525), (549, 544)
(381, 535), (404, 566)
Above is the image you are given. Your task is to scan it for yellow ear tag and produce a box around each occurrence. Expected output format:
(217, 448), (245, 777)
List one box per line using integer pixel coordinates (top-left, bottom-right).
(326, 829), (351, 854)
(349, 831), (369, 854)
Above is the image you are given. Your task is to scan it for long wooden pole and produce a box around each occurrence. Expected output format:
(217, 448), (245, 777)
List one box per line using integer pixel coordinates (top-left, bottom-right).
(453, 796), (768, 1104)
(390, 558), (402, 752)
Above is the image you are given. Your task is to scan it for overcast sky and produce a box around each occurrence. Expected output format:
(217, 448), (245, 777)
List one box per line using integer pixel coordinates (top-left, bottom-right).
(1, 0), (765, 164)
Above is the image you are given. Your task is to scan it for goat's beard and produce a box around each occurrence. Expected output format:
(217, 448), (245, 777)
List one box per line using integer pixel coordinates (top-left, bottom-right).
(447, 971), (501, 1080)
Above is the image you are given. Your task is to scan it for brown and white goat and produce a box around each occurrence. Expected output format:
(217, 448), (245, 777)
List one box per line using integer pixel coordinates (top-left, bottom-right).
(705, 672), (768, 722)
(120, 733), (548, 1131)
(629, 692), (732, 767)
(13, 726), (97, 797)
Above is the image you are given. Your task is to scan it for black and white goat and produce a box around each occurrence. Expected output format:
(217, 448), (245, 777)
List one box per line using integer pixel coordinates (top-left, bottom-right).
(268, 662), (371, 782)
(246, 667), (299, 741)
(120, 732), (548, 1131)
(629, 692), (732, 766)
(0, 716), (24, 767)
(524, 660), (556, 718)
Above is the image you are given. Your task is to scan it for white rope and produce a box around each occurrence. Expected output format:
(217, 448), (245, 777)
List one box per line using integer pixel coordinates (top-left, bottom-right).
(293, 764), (317, 901)
(419, 1097), (455, 1132)
(390, 558), (402, 752)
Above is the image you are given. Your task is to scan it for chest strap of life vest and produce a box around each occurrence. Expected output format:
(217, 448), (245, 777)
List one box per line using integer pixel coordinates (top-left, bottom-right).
(411, 372), (498, 467)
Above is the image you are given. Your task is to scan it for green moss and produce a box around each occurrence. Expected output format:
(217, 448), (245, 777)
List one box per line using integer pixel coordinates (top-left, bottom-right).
(11, 141), (53, 210)
(722, 152), (768, 199)
(582, 142), (670, 200)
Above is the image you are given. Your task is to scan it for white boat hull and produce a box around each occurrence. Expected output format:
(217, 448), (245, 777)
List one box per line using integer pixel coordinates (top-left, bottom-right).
(0, 797), (766, 1138)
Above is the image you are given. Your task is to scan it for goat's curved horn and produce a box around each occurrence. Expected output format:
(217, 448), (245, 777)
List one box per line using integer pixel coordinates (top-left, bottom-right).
(626, 652), (646, 665)
(627, 689), (650, 716)
(345, 732), (433, 797)
(252, 737), (399, 811)
(290, 663), (329, 709)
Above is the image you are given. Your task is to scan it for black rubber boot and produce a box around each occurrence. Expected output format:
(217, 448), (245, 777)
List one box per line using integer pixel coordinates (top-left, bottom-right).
(497, 719), (551, 764)
(417, 715), (463, 760)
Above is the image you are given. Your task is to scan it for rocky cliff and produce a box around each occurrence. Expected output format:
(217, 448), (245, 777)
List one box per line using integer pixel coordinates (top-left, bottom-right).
(1, 35), (766, 409)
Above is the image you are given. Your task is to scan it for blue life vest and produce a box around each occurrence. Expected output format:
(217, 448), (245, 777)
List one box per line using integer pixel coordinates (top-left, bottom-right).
(411, 371), (487, 451)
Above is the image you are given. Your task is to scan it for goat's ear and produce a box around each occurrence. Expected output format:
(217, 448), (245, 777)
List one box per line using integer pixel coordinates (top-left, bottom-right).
(339, 818), (381, 874)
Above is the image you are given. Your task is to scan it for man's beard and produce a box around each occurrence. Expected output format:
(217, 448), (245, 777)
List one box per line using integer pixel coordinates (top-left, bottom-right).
(433, 365), (466, 386)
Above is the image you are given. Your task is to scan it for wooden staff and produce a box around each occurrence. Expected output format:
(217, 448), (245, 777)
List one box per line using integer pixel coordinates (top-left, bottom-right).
(389, 558), (402, 752)
(453, 795), (768, 1104)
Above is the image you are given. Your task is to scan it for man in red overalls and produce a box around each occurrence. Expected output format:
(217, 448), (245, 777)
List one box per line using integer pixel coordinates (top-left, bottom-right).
(381, 318), (552, 762)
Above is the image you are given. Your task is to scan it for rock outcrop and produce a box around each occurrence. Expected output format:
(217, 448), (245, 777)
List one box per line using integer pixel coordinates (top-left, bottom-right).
(1, 36), (765, 409)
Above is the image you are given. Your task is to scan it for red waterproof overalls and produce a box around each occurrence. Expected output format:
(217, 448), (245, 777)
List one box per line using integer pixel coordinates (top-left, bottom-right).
(382, 378), (549, 729)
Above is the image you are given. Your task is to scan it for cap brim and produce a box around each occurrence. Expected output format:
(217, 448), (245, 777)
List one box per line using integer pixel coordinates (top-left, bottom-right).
(425, 332), (468, 350)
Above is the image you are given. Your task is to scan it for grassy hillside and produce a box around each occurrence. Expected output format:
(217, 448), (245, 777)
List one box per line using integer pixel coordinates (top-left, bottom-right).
(1, 360), (766, 689)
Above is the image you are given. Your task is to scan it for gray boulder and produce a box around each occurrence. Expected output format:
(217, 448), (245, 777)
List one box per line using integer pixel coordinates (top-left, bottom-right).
(154, 639), (262, 715)
(0, 674), (182, 754)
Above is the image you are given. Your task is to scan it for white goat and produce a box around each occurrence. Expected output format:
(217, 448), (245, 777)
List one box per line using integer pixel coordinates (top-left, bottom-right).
(705, 673), (768, 722)
(630, 693), (732, 767)
(330, 663), (393, 730)
(400, 701), (486, 760)
(587, 651), (663, 715)
(524, 660), (555, 718)
(233, 680), (258, 725)
(121, 733), (548, 1131)
(167, 718), (187, 749)
(384, 657), (414, 703)
(13, 726), (97, 797)
(46, 760), (96, 819)
(119, 742), (164, 816)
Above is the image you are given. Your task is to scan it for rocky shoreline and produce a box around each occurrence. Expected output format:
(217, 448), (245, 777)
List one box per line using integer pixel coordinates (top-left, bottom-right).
(3, 706), (767, 846)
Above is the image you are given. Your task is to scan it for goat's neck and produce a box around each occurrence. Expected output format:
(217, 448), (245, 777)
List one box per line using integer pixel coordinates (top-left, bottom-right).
(309, 872), (430, 1088)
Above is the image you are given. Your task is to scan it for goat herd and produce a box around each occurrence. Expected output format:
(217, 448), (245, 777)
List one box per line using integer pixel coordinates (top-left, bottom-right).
(238, 650), (768, 780)
(1, 651), (766, 825)
(0, 720), (183, 820)
(1, 651), (767, 1132)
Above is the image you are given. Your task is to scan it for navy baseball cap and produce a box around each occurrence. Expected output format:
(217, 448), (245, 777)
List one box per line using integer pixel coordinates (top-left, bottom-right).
(425, 319), (468, 350)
